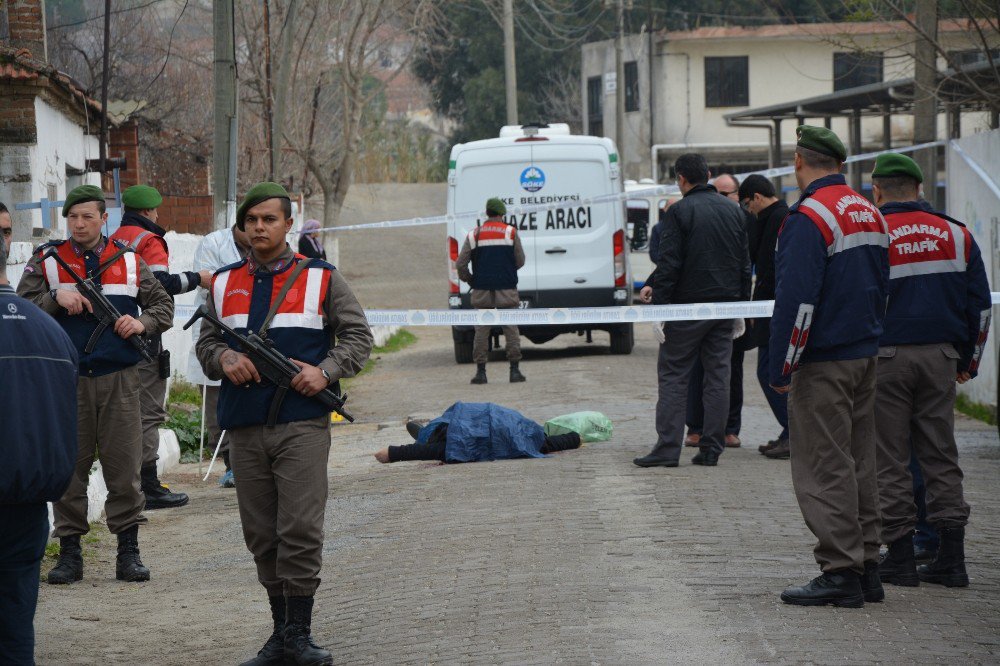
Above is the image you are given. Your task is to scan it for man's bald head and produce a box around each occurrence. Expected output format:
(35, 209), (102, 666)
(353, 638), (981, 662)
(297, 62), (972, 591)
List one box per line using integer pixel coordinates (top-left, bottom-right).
(713, 174), (740, 201)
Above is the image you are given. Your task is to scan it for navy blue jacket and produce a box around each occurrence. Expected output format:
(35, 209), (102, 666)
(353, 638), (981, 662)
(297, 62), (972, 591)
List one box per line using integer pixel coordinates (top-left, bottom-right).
(0, 284), (78, 504)
(768, 174), (889, 386)
(470, 221), (519, 290)
(879, 200), (992, 375)
(417, 402), (546, 463)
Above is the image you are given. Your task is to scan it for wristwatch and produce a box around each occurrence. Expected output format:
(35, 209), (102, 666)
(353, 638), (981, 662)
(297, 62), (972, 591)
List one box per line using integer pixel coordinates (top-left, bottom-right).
(320, 369), (332, 385)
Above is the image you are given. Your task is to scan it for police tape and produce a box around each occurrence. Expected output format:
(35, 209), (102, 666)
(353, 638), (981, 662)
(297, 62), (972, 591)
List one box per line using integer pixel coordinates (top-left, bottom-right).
(173, 294), (1000, 327)
(298, 140), (948, 235)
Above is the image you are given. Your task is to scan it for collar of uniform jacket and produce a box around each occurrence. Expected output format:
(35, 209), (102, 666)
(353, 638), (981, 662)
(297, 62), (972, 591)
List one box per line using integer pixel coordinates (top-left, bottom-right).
(682, 183), (718, 198)
(246, 244), (295, 275)
(69, 236), (107, 257)
(797, 173), (846, 204)
(0, 284), (13, 295)
(120, 210), (167, 238)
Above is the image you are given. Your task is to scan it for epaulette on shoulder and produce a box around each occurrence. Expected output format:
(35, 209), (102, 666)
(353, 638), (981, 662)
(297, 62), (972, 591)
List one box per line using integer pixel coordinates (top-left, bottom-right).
(214, 257), (248, 276)
(33, 239), (65, 255)
(111, 239), (134, 251)
(305, 258), (336, 271)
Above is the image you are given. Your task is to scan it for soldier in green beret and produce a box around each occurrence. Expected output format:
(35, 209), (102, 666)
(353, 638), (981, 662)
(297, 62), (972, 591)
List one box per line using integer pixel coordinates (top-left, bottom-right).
(196, 182), (373, 665)
(768, 126), (890, 608)
(17, 184), (174, 585)
(110, 184), (213, 511)
(455, 197), (527, 384)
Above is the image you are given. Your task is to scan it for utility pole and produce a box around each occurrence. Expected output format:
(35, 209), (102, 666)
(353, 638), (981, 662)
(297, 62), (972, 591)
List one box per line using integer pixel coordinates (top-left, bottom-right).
(913, 0), (938, 206)
(272, 0), (297, 183)
(263, 0), (275, 180)
(646, 0), (655, 180)
(98, 0), (111, 177)
(502, 0), (518, 125)
(213, 0), (239, 231)
(615, 0), (626, 171)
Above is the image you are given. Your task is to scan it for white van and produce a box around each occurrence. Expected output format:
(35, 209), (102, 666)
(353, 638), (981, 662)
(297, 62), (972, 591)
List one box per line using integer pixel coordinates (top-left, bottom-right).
(446, 123), (634, 363)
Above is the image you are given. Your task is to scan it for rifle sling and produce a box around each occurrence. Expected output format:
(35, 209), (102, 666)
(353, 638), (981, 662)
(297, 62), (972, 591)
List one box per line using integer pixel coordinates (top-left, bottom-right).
(257, 258), (314, 337)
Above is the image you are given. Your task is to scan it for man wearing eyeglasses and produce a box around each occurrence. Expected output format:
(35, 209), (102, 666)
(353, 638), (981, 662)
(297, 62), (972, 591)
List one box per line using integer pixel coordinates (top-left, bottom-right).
(0, 202), (12, 252)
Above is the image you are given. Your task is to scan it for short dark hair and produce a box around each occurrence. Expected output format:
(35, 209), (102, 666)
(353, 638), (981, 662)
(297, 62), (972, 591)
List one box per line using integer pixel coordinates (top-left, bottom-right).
(738, 174), (776, 201)
(796, 146), (840, 171)
(872, 175), (919, 200)
(0, 201), (9, 216)
(674, 153), (710, 185)
(276, 197), (292, 219)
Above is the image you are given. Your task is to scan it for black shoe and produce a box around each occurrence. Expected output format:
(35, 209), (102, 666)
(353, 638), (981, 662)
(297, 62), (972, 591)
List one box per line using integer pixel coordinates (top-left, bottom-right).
(780, 570), (864, 608)
(47, 535), (83, 585)
(633, 453), (678, 468)
(470, 363), (487, 385)
(764, 440), (791, 459)
(141, 463), (190, 510)
(878, 532), (920, 586)
(239, 595), (286, 666)
(115, 525), (150, 582)
(913, 543), (938, 564)
(918, 526), (969, 587)
(861, 560), (884, 602)
(509, 362), (526, 383)
(284, 596), (333, 665)
(691, 447), (719, 466)
(405, 420), (424, 441)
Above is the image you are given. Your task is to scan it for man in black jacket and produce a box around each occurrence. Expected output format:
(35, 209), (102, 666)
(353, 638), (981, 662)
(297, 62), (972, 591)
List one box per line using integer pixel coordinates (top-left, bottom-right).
(634, 154), (751, 468)
(739, 175), (791, 459)
(0, 237), (78, 661)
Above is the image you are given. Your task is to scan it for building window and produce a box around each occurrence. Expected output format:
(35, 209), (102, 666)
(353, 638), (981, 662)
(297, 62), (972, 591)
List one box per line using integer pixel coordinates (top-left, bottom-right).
(949, 48), (1000, 67)
(624, 61), (639, 112)
(833, 52), (883, 91)
(587, 75), (603, 136)
(704, 56), (748, 108)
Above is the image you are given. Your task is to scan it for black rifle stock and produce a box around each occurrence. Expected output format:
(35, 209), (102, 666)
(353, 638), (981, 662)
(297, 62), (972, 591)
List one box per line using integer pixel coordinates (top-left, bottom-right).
(43, 249), (154, 363)
(183, 304), (354, 425)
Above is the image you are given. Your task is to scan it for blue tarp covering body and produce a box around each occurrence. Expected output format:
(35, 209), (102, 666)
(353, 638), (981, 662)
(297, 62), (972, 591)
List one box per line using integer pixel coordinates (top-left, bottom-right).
(417, 402), (547, 463)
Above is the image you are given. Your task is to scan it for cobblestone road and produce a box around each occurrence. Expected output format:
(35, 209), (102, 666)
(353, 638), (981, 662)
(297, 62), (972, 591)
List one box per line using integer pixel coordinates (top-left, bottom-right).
(33, 192), (1000, 663)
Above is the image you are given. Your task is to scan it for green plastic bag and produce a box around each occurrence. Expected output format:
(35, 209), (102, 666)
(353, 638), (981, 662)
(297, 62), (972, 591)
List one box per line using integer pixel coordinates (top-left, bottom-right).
(544, 411), (613, 443)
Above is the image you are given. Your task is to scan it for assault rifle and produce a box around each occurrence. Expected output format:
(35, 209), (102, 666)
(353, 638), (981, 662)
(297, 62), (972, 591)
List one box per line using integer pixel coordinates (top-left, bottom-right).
(43, 249), (155, 363)
(183, 304), (354, 425)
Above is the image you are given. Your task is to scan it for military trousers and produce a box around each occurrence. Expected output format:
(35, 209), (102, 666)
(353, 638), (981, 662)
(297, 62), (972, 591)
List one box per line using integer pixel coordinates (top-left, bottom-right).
(874, 344), (969, 545)
(471, 288), (522, 364)
(137, 358), (168, 466)
(202, 385), (231, 459)
(52, 366), (147, 537)
(788, 357), (880, 574)
(229, 416), (331, 597)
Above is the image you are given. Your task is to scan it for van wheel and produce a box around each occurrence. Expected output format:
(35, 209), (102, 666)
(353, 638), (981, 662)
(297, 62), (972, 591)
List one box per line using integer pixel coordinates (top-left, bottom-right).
(454, 339), (474, 364)
(609, 324), (634, 355)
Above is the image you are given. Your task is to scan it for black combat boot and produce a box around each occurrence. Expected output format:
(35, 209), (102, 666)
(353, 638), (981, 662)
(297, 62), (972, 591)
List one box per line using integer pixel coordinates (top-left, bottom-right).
(47, 535), (83, 585)
(780, 570), (864, 608)
(239, 596), (286, 666)
(470, 363), (487, 385)
(115, 525), (151, 582)
(509, 362), (526, 383)
(861, 560), (885, 602)
(284, 596), (333, 665)
(878, 532), (920, 586)
(141, 463), (190, 510)
(918, 526), (969, 587)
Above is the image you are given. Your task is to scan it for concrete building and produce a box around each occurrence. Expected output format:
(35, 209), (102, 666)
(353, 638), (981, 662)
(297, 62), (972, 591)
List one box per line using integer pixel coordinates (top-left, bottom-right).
(0, 0), (104, 241)
(582, 20), (1000, 181)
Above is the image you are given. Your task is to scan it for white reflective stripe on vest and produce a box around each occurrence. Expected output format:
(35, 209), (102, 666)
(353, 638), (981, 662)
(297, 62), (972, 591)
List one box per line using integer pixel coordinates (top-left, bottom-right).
(266, 312), (324, 330)
(476, 238), (515, 247)
(800, 199), (888, 256)
(123, 253), (138, 296)
(213, 270), (231, 318)
(43, 256), (68, 290)
(889, 257), (968, 279)
(101, 283), (139, 297)
(221, 313), (248, 329)
(304, 267), (324, 315)
(147, 264), (169, 272)
(946, 221), (967, 265)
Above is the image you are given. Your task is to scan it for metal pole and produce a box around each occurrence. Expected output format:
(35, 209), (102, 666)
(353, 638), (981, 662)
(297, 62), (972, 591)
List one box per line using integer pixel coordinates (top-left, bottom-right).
(272, 0), (297, 181)
(213, 0), (238, 230)
(850, 109), (862, 193)
(502, 0), (518, 125)
(646, 0), (655, 179)
(98, 0), (111, 178)
(772, 118), (782, 194)
(615, 0), (626, 171)
(913, 0), (938, 206)
(263, 0), (275, 180)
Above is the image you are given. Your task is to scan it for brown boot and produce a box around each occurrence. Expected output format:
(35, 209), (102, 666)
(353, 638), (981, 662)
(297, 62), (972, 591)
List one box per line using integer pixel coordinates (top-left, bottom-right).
(764, 439), (790, 459)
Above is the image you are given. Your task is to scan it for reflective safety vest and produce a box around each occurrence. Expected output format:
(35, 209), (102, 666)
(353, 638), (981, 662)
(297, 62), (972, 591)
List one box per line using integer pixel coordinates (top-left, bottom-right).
(880, 202), (992, 374)
(40, 240), (142, 376)
(212, 254), (334, 429)
(468, 220), (518, 290)
(111, 223), (170, 272)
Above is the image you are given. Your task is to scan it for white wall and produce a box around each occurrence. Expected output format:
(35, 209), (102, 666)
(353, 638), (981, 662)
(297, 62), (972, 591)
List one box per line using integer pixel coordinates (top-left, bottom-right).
(947, 129), (1000, 408)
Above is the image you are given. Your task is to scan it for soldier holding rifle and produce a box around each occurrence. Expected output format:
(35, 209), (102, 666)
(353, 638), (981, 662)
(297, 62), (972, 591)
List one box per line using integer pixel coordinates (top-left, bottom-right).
(195, 182), (373, 666)
(17, 184), (174, 585)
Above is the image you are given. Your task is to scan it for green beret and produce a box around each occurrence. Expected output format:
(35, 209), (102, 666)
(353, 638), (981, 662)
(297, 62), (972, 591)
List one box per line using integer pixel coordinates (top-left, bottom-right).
(796, 125), (847, 162)
(872, 153), (923, 183)
(122, 184), (163, 210)
(485, 197), (506, 217)
(62, 185), (105, 217)
(236, 182), (291, 230)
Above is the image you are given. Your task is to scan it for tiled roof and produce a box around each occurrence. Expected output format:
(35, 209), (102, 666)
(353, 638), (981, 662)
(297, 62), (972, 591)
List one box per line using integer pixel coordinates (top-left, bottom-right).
(660, 18), (980, 42)
(0, 45), (102, 116)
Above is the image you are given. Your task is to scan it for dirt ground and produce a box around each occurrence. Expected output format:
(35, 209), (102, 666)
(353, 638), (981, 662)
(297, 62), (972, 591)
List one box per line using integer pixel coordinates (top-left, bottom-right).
(33, 185), (1000, 664)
